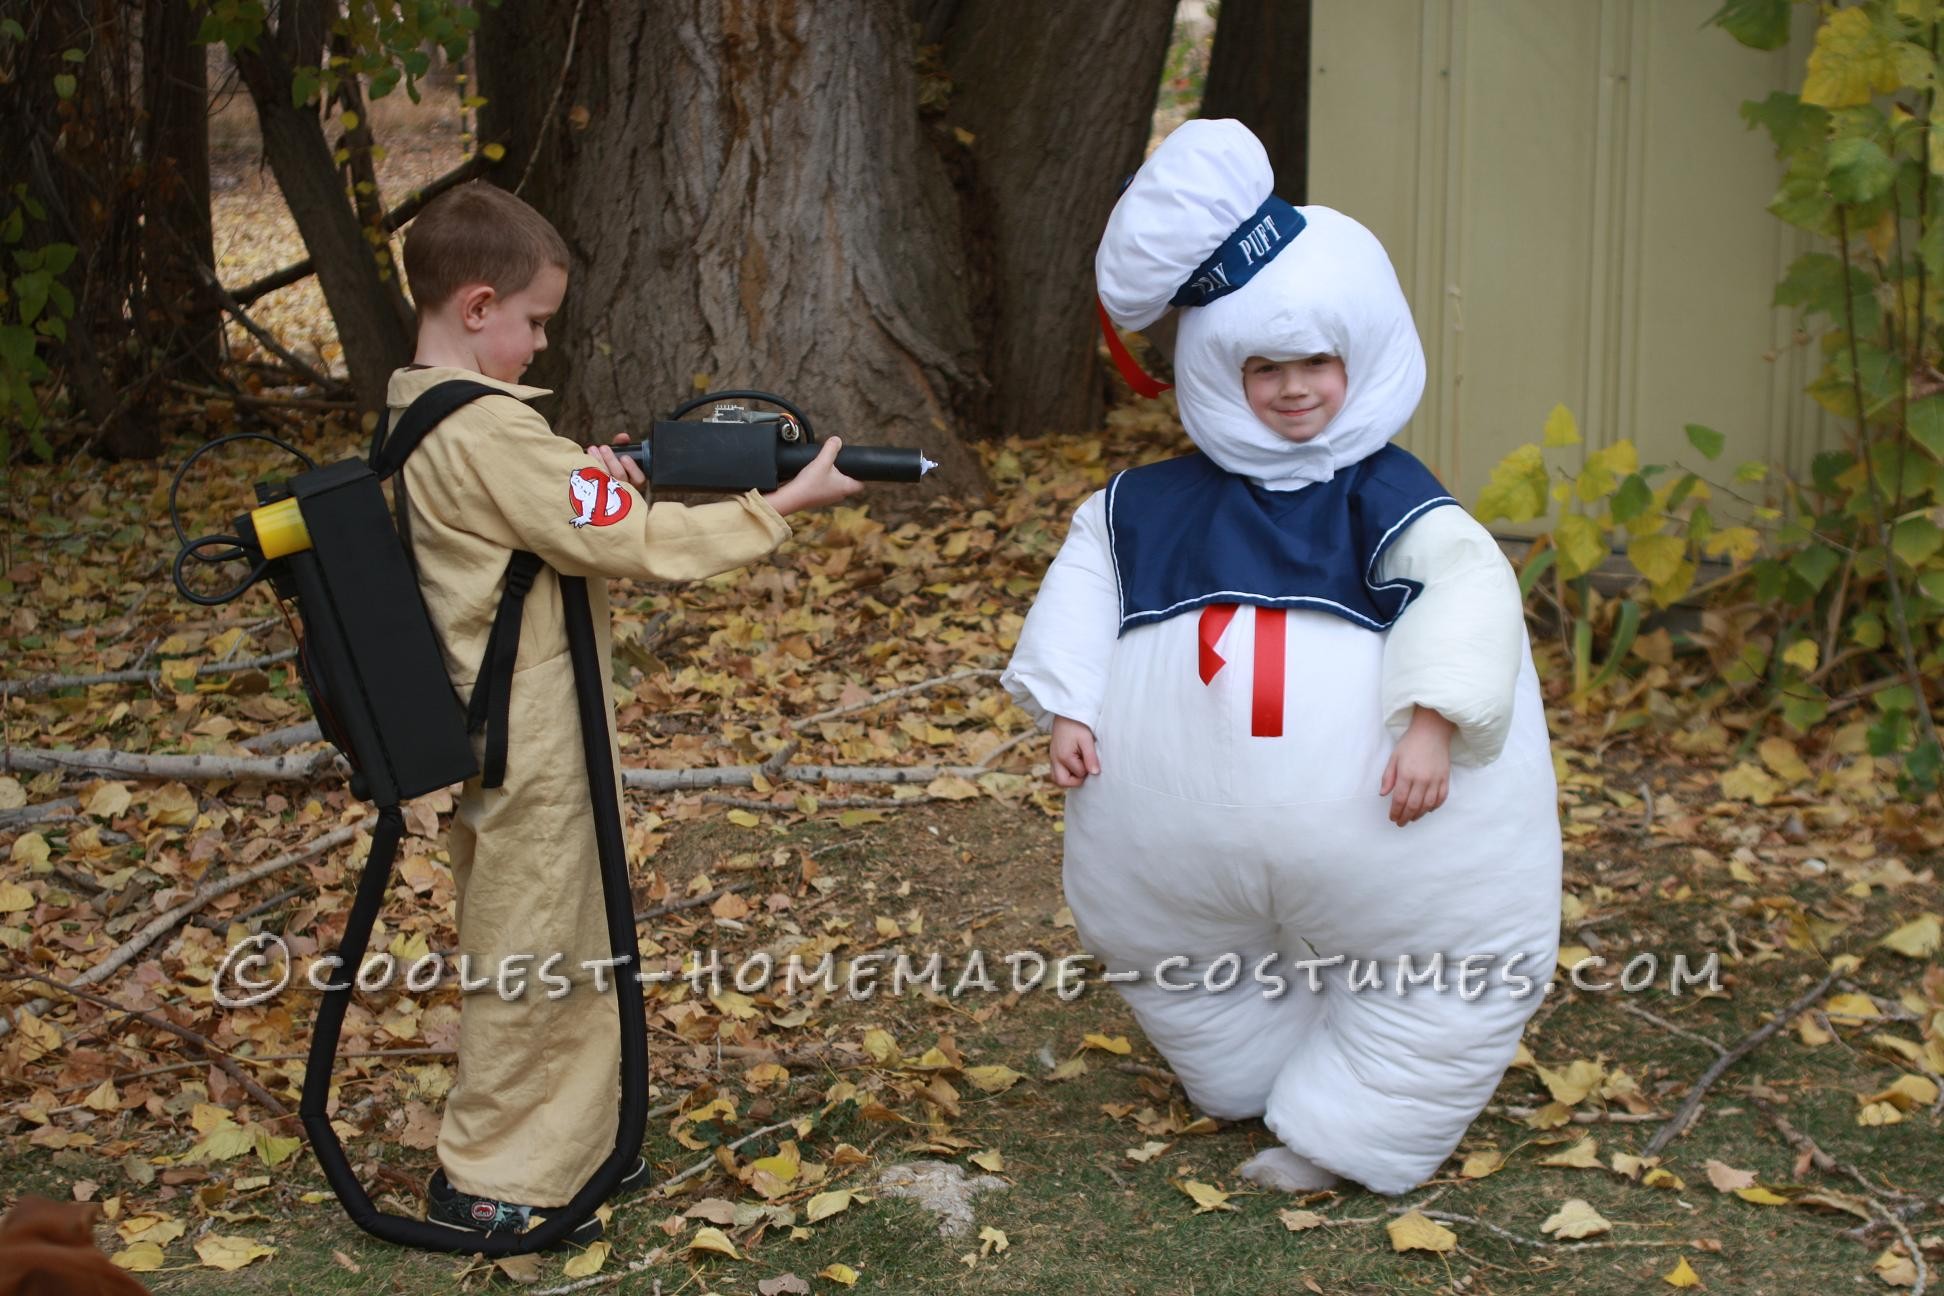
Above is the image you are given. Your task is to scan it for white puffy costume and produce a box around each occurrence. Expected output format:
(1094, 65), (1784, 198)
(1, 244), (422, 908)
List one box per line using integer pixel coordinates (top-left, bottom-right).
(1003, 122), (1562, 1195)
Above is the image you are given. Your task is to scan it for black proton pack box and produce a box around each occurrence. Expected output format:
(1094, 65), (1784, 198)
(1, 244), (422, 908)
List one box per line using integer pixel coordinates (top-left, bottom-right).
(247, 457), (478, 806)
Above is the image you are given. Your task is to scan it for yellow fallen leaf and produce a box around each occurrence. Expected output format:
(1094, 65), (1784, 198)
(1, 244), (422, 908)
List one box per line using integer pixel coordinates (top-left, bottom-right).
(1880, 914), (1942, 959)
(194, 1234), (276, 1271)
(1386, 1210), (1457, 1253)
(1823, 992), (1882, 1024)
(1177, 1179), (1235, 1213)
(562, 1241), (608, 1278)
(0, 881), (34, 912)
(726, 809), (762, 828)
(963, 1065), (1024, 1093)
(1857, 1101), (1904, 1126)
(82, 1080), (119, 1113)
(687, 1226), (741, 1259)
(1734, 1186), (1792, 1205)
(8, 833), (47, 869)
(925, 775), (982, 800)
(1125, 1141), (1172, 1163)
(85, 782), (133, 818)
(1644, 1168), (1685, 1190)
(1875, 1247), (1919, 1287)
(1541, 1198), (1612, 1239)
(861, 1029), (899, 1064)
(819, 1262), (859, 1285)
(806, 1190), (855, 1222)
(1537, 1059), (1606, 1106)
(1280, 1208), (1327, 1231)
(1721, 762), (1780, 805)
(1869, 1033), (1925, 1063)
(1460, 1148), (1504, 1179)
(1798, 1012), (1835, 1046)
(110, 1242), (166, 1272)
(1865, 1074), (1941, 1111)
(1757, 736), (1811, 782)
(978, 1225), (1008, 1255)
(970, 1149), (1005, 1173)
(1539, 1136), (1601, 1168)
(1704, 1160), (1756, 1191)
(495, 1254), (544, 1283)
(748, 1140), (802, 1185)
(1663, 1255), (1703, 1287)
(1083, 1033), (1132, 1055)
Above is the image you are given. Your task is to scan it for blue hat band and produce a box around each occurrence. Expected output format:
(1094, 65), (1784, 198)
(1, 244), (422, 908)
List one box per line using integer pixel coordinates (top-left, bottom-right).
(1168, 196), (1305, 310)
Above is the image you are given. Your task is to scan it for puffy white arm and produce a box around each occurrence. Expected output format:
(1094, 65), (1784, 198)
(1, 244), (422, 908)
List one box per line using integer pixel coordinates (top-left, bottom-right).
(1377, 505), (1524, 766)
(1002, 491), (1120, 732)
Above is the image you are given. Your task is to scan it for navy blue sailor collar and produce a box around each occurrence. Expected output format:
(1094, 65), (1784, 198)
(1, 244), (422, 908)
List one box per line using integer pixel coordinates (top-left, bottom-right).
(1104, 447), (1457, 637)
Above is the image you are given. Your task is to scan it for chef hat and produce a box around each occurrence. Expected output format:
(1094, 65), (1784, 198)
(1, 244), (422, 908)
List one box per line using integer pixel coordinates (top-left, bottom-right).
(1096, 120), (1426, 492)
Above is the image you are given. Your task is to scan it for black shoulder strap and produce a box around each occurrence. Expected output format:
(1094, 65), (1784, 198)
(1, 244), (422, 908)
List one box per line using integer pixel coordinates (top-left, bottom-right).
(368, 379), (503, 479)
(369, 379), (544, 792)
(466, 550), (545, 789)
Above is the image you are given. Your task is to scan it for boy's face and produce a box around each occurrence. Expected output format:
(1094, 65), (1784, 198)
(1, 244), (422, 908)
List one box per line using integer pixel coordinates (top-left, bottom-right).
(461, 263), (568, 384)
(1242, 354), (1347, 443)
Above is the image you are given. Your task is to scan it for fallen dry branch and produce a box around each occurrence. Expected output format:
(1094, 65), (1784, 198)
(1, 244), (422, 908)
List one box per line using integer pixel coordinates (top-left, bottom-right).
(1485, 1104), (1666, 1125)
(1, 649), (297, 698)
(11, 968), (291, 1119)
(1417, 1209), (1702, 1253)
(627, 761), (1008, 793)
(634, 883), (752, 925)
(0, 745), (340, 782)
(658, 1116), (804, 1192)
(1644, 968), (1840, 1156)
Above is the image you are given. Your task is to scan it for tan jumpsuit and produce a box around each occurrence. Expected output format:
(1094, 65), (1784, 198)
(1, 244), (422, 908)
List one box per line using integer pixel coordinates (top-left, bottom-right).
(387, 366), (791, 1205)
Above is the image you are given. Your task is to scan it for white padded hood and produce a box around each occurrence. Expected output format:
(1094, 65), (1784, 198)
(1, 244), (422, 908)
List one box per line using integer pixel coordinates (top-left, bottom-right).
(1096, 120), (1427, 492)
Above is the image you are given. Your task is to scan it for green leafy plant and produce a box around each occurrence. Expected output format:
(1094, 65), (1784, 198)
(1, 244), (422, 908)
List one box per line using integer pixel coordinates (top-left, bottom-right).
(0, 184), (77, 463)
(1478, 0), (1944, 798)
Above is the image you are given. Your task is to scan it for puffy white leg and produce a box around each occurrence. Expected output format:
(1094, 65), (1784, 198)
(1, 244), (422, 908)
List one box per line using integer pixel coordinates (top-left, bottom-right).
(1237, 1145), (1341, 1192)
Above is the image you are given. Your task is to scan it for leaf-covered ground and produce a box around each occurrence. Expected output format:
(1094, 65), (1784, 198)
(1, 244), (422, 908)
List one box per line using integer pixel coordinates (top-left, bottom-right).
(3, 117), (1941, 1296)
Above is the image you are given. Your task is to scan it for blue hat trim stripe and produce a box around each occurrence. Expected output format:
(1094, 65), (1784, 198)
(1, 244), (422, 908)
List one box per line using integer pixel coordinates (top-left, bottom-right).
(1168, 196), (1305, 310)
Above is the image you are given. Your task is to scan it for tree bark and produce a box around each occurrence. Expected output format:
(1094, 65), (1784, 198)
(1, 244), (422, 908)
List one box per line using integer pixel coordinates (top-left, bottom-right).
(937, 0), (1178, 441)
(229, 0), (414, 409)
(140, 0), (221, 387)
(1200, 0), (1311, 203)
(484, 0), (988, 494)
(478, 0), (1176, 495)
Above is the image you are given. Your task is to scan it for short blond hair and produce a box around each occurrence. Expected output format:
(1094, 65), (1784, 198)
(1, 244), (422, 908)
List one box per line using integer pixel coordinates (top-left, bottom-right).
(403, 181), (569, 312)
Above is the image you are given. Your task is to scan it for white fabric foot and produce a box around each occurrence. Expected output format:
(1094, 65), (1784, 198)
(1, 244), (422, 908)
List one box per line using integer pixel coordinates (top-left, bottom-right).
(1237, 1145), (1341, 1192)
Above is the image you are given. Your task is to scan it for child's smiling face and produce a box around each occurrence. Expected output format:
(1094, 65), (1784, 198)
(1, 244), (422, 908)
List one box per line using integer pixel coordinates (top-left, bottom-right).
(1241, 354), (1347, 443)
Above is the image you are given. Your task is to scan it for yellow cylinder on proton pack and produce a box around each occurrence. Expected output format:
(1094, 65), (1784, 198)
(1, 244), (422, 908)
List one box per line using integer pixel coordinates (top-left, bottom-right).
(250, 496), (313, 558)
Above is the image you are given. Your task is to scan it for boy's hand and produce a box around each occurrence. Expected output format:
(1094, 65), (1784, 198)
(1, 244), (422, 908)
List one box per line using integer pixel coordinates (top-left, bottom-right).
(1379, 706), (1455, 826)
(588, 433), (645, 487)
(763, 437), (863, 516)
(1049, 715), (1100, 788)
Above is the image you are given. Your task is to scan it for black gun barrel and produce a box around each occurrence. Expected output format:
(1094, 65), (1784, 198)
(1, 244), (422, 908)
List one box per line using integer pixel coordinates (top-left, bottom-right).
(613, 427), (934, 492)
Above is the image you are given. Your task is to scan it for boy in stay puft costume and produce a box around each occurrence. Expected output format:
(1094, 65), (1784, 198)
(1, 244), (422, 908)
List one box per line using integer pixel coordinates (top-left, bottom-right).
(1002, 121), (1562, 1194)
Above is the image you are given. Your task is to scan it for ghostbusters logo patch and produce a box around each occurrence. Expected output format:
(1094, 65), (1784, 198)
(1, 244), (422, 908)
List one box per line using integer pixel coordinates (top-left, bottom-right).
(568, 466), (632, 528)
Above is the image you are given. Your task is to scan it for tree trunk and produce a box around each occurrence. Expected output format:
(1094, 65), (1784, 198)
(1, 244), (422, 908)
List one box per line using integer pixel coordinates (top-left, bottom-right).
(1200, 0), (1311, 203)
(936, 0), (1178, 442)
(482, 0), (989, 494)
(140, 0), (221, 388)
(230, 0), (414, 410)
(0, 0), (148, 455)
(478, 0), (1176, 496)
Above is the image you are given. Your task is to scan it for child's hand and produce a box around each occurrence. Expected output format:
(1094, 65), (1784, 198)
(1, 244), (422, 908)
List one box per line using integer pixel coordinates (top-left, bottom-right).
(1049, 715), (1100, 788)
(1379, 706), (1455, 826)
(763, 437), (863, 516)
(587, 433), (645, 487)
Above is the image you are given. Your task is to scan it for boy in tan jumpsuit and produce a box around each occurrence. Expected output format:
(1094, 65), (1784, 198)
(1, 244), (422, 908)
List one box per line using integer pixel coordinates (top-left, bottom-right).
(392, 182), (860, 1243)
